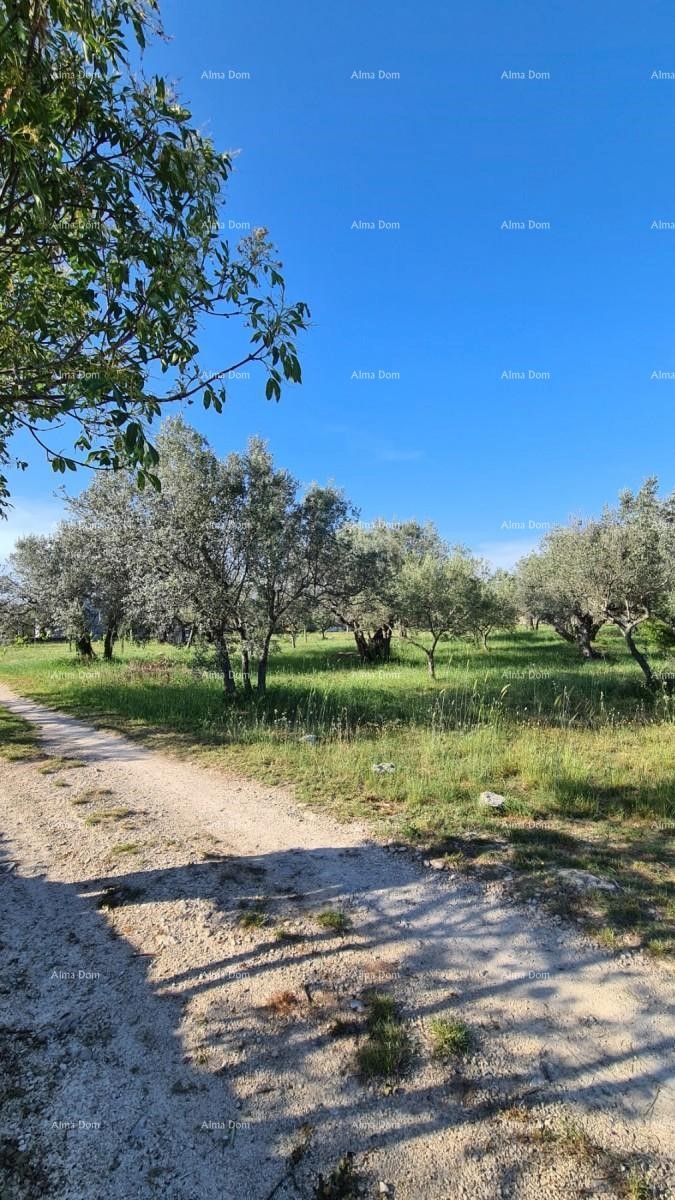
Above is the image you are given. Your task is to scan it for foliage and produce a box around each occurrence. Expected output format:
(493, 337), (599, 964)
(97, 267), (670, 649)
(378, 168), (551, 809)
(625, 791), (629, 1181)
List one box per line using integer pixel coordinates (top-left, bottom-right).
(517, 479), (675, 685)
(0, 0), (308, 505)
(398, 546), (484, 677)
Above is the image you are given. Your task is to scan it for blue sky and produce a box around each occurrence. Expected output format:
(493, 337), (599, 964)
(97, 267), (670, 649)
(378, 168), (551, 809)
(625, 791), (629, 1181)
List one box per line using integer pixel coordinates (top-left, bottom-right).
(5, 0), (675, 566)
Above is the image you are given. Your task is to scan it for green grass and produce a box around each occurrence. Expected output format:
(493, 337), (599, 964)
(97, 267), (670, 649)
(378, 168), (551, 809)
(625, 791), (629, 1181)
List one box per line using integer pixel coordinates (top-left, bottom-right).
(356, 993), (411, 1080)
(428, 1017), (474, 1058)
(237, 906), (268, 929)
(84, 807), (132, 826)
(72, 787), (114, 805)
(0, 630), (673, 956)
(314, 908), (351, 934)
(37, 756), (86, 774)
(0, 706), (39, 761)
(313, 1153), (363, 1200)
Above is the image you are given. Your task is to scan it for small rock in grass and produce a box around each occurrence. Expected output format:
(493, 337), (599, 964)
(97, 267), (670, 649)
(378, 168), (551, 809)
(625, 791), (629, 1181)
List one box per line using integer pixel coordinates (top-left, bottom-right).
(479, 791), (506, 808)
(427, 858), (447, 870)
(299, 734), (318, 745)
(556, 868), (620, 893)
(372, 762), (396, 774)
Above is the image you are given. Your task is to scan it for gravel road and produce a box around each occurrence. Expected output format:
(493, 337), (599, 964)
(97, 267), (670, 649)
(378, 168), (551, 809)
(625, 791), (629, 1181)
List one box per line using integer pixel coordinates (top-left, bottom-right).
(0, 686), (673, 1200)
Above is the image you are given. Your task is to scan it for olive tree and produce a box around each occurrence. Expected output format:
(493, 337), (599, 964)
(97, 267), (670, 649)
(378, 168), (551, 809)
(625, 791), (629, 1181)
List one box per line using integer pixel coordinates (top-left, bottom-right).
(518, 480), (675, 686)
(0, 0), (308, 507)
(139, 420), (251, 694)
(10, 529), (99, 655)
(397, 547), (484, 678)
(323, 523), (398, 662)
(63, 472), (147, 658)
(142, 420), (350, 695)
(471, 569), (519, 650)
(588, 482), (675, 687)
(516, 528), (606, 659)
(238, 445), (352, 692)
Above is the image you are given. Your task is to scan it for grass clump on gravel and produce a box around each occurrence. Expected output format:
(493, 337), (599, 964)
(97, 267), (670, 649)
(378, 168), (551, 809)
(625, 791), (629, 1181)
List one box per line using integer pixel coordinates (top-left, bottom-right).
(356, 993), (411, 1081)
(313, 1152), (363, 1199)
(264, 990), (300, 1017)
(84, 807), (132, 826)
(38, 756), (86, 774)
(73, 787), (114, 804)
(315, 909), (351, 934)
(274, 926), (303, 943)
(428, 1016), (474, 1059)
(237, 906), (268, 928)
(109, 842), (142, 856)
(624, 1169), (652, 1200)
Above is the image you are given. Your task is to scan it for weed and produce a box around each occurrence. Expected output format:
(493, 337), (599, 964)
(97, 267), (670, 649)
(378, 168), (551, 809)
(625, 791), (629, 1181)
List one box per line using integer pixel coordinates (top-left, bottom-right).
(38, 757), (86, 774)
(74, 787), (114, 804)
(274, 927), (303, 943)
(558, 1118), (595, 1160)
(265, 990), (300, 1017)
(84, 807), (132, 825)
(356, 992), (411, 1080)
(110, 842), (141, 855)
(313, 1152), (363, 1199)
(315, 909), (351, 934)
(428, 1016), (474, 1058)
(96, 885), (144, 909)
(328, 1018), (362, 1038)
(237, 907), (268, 928)
(624, 1167), (653, 1199)
(53, 778), (70, 788)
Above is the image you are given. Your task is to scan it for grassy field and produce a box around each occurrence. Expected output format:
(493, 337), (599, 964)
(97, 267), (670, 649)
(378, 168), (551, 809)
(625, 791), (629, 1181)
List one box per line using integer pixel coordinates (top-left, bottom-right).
(0, 627), (673, 958)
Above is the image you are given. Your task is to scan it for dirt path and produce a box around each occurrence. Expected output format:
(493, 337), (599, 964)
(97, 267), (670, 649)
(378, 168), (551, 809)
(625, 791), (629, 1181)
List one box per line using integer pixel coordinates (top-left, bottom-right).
(0, 685), (673, 1200)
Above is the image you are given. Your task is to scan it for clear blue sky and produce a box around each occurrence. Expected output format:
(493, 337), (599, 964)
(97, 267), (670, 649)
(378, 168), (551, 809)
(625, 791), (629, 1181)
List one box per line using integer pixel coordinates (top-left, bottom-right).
(5, 0), (675, 565)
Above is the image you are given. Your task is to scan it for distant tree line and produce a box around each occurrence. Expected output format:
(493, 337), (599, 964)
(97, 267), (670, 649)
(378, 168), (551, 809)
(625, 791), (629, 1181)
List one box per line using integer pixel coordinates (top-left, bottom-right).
(0, 419), (519, 693)
(2, 427), (674, 692)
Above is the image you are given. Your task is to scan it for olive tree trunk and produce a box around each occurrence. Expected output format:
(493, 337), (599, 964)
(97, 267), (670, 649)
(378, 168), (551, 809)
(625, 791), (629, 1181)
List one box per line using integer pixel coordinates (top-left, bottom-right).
(619, 624), (656, 688)
(214, 633), (237, 696)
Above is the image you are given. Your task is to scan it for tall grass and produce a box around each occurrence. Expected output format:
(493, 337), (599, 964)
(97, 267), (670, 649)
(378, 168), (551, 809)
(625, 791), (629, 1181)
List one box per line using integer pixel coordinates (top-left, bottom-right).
(1, 629), (673, 952)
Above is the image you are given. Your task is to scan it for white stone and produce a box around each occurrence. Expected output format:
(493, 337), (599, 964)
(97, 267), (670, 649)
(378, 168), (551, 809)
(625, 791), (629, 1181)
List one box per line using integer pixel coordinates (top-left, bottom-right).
(479, 791), (506, 807)
(556, 868), (619, 893)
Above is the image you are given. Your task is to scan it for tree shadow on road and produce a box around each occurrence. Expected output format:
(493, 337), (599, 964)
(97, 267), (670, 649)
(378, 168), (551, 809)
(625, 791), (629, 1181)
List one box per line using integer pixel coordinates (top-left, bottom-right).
(2, 827), (674, 1200)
